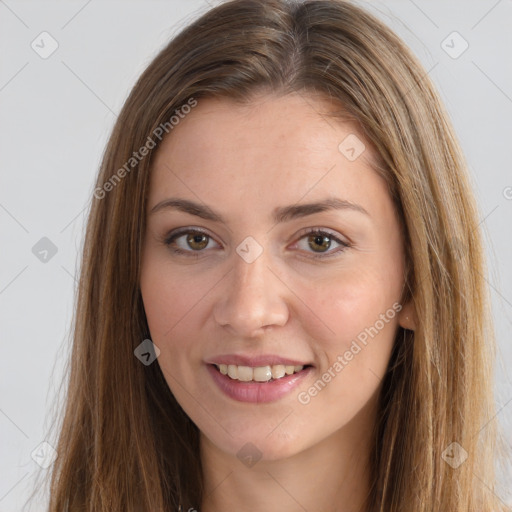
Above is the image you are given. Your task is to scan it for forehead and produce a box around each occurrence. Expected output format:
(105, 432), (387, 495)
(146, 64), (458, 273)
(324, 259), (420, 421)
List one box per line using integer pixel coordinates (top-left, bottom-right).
(154, 92), (376, 162)
(148, 93), (389, 219)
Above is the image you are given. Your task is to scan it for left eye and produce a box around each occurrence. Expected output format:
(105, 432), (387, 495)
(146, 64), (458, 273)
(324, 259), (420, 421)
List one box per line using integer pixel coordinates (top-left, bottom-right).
(292, 229), (350, 258)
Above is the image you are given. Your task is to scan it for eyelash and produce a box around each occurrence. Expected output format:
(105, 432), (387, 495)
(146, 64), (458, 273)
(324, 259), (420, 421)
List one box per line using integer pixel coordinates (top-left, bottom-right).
(163, 227), (351, 260)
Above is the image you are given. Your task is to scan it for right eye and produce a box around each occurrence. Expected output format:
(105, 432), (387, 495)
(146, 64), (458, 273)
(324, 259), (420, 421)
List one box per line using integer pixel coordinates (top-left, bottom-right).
(164, 228), (220, 257)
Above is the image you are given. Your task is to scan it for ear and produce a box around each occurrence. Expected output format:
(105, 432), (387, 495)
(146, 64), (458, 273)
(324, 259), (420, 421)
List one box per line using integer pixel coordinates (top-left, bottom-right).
(397, 300), (416, 331)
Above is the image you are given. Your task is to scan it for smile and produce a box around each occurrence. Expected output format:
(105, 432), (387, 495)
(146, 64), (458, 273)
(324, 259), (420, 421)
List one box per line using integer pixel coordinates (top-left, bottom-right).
(207, 363), (313, 403)
(215, 363), (305, 382)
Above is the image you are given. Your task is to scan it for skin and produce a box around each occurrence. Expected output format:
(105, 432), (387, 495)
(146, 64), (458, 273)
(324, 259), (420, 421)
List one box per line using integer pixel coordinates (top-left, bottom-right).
(140, 92), (415, 512)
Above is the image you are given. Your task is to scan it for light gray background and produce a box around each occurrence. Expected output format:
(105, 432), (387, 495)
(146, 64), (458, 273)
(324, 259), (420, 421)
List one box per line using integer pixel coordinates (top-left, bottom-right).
(1, 0), (511, 510)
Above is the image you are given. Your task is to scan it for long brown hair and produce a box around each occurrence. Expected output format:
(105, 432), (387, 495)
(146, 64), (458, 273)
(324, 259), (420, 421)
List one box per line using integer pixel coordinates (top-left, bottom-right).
(27, 0), (510, 510)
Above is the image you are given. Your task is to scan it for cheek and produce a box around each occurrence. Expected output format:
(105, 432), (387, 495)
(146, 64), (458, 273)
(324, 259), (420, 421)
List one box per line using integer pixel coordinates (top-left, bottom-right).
(140, 257), (212, 341)
(303, 265), (400, 350)
(140, 263), (212, 393)
(290, 272), (399, 431)
(293, 264), (401, 403)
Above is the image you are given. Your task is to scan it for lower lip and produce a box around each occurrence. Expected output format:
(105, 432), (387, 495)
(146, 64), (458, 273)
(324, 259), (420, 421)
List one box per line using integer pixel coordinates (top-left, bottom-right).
(206, 364), (313, 403)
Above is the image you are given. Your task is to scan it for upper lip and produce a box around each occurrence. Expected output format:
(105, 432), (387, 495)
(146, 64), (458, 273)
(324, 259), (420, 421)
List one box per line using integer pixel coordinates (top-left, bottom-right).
(206, 354), (313, 367)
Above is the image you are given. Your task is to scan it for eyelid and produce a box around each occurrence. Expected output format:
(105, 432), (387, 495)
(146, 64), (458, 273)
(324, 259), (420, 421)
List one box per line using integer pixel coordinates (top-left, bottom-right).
(292, 226), (350, 245)
(164, 226), (215, 243)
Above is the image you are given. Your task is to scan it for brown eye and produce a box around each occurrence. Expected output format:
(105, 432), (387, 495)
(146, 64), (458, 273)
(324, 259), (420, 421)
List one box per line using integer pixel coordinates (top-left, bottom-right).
(186, 232), (209, 250)
(294, 228), (351, 259)
(164, 228), (218, 256)
(307, 233), (332, 253)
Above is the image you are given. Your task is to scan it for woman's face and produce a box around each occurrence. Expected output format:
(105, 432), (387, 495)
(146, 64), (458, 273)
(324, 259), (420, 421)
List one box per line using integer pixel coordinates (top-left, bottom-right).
(140, 93), (411, 461)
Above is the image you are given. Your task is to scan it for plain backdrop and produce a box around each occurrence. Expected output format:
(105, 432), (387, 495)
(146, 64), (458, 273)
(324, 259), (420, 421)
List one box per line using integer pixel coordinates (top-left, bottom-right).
(1, 0), (511, 510)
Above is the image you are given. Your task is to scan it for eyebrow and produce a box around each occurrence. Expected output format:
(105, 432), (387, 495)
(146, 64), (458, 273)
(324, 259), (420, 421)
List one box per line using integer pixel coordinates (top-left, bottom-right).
(150, 197), (370, 223)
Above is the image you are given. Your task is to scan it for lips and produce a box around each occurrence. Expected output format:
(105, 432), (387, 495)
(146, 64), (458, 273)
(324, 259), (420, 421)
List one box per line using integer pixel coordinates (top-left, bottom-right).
(205, 355), (314, 403)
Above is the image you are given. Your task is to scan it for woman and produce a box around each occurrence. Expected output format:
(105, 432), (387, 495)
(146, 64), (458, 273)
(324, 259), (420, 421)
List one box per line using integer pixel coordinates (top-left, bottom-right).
(34, 0), (510, 510)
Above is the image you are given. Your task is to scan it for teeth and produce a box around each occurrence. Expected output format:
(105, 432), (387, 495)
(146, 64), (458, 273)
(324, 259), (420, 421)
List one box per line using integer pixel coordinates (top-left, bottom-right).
(237, 366), (253, 382)
(227, 365), (238, 379)
(215, 363), (305, 382)
(271, 364), (286, 379)
(253, 366), (272, 382)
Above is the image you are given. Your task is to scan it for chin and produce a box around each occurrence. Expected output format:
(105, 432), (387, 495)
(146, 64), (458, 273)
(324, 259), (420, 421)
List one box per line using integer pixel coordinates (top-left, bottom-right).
(201, 422), (310, 464)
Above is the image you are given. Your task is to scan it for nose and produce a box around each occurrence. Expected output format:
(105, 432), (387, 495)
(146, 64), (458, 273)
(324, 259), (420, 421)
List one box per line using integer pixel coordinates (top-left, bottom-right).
(213, 247), (289, 337)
